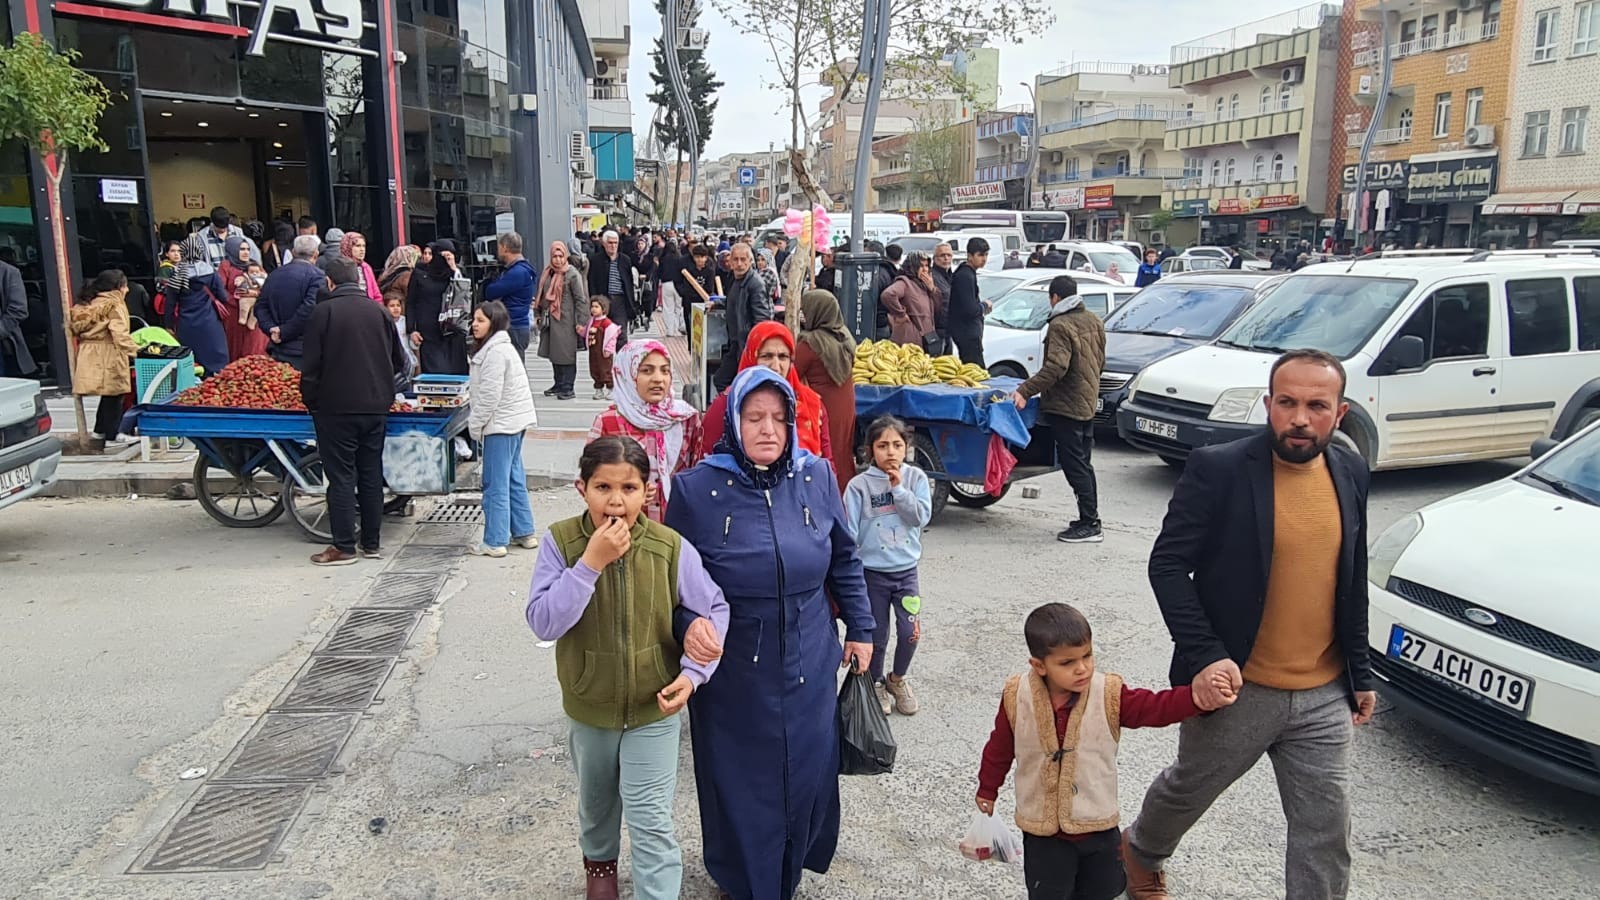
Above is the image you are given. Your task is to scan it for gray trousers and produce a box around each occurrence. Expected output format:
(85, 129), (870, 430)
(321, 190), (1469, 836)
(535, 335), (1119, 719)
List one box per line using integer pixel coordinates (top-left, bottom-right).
(1127, 679), (1353, 900)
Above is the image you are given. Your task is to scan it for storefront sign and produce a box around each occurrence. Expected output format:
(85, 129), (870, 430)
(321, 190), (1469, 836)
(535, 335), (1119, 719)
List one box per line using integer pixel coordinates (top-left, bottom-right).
(1083, 185), (1115, 209)
(1482, 202), (1563, 216)
(63, 0), (373, 58)
(99, 179), (138, 205)
(1253, 194), (1300, 212)
(950, 181), (1006, 204)
(1215, 198), (1249, 215)
(1564, 201), (1600, 215)
(1406, 155), (1497, 203)
(1172, 198), (1211, 217)
(1341, 161), (1408, 190)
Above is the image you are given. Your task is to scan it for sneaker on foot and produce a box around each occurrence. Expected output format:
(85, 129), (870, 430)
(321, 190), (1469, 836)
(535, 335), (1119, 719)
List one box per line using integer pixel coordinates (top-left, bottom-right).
(593, 388), (605, 400)
(311, 546), (359, 566)
(874, 681), (893, 716)
(360, 547), (383, 560)
(556, 392), (576, 401)
(469, 543), (508, 558)
(885, 676), (919, 715)
(602, 387), (612, 400)
(512, 534), (540, 550)
(1057, 521), (1104, 543)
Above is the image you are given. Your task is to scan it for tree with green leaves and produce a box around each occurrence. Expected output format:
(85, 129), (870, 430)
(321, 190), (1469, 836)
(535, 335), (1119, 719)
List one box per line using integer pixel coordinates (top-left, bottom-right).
(0, 32), (114, 448)
(1582, 212), (1600, 235)
(905, 117), (966, 209)
(648, 0), (723, 226)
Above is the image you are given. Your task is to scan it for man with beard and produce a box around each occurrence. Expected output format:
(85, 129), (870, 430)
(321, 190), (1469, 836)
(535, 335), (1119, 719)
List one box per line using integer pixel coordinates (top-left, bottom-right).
(1121, 348), (1376, 900)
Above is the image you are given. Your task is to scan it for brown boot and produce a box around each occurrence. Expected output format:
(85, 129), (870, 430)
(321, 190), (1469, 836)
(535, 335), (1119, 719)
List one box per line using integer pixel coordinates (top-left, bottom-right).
(583, 857), (618, 900)
(1121, 830), (1170, 899)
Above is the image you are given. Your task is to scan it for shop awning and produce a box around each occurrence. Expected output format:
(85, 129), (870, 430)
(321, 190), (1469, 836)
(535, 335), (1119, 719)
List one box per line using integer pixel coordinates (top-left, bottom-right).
(1481, 191), (1574, 215)
(1563, 190), (1600, 215)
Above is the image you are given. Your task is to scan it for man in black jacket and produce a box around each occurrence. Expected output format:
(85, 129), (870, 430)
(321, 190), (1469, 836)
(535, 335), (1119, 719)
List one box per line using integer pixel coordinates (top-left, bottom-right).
(929, 242), (955, 355)
(946, 237), (989, 366)
(300, 257), (408, 567)
(1041, 244), (1067, 268)
(587, 230), (637, 346)
(255, 235), (325, 371)
(869, 242), (900, 339)
(712, 243), (771, 390)
(1121, 349), (1376, 900)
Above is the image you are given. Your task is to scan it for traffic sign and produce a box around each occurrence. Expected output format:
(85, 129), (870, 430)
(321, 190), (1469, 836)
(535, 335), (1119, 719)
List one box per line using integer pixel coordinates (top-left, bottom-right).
(737, 166), (757, 187)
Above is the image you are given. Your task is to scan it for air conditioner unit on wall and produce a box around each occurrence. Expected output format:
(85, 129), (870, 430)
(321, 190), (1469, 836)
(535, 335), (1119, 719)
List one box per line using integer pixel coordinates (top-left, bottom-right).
(595, 59), (610, 76)
(1149, 230), (1166, 245)
(1281, 66), (1304, 84)
(574, 159), (592, 178)
(1459, 0), (1483, 11)
(1050, 150), (1064, 163)
(570, 131), (586, 160)
(1465, 124), (1496, 147)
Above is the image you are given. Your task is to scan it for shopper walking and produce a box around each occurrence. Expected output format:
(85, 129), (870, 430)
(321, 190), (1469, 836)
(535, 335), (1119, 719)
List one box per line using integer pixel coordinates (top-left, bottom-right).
(588, 230), (637, 347)
(255, 235), (325, 373)
(947, 237), (990, 367)
(793, 290), (858, 494)
(711, 243), (771, 392)
(69, 270), (138, 449)
(484, 232), (537, 357)
(585, 340), (702, 524)
(1009, 275), (1106, 544)
(298, 257), (409, 566)
(169, 233), (230, 377)
(405, 240), (470, 375)
(536, 240), (587, 400)
(465, 300), (539, 558)
(1121, 349), (1376, 900)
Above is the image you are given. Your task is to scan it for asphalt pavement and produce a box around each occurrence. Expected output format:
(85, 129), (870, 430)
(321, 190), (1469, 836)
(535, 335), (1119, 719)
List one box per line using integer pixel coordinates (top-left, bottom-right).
(3, 441), (1596, 899)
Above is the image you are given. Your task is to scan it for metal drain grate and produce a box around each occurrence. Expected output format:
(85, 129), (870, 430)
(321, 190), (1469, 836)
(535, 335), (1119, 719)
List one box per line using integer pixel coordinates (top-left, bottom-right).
(389, 544), (463, 572)
(214, 713), (358, 783)
(421, 498), (484, 525)
(411, 524), (479, 546)
(319, 609), (422, 656)
(361, 572), (446, 609)
(133, 783), (311, 873)
(273, 656), (394, 711)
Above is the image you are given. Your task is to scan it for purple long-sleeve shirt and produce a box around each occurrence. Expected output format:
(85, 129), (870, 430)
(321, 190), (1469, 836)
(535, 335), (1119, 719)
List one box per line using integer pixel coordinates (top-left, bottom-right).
(525, 533), (730, 686)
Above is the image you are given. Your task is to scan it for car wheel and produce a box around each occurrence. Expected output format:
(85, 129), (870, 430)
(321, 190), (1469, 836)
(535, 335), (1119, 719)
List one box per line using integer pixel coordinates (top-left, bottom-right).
(988, 361), (1027, 380)
(1334, 423), (1374, 470)
(1568, 406), (1600, 439)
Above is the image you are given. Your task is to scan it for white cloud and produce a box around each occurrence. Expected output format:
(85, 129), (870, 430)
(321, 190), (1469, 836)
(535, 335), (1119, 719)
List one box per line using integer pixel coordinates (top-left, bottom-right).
(628, 0), (1296, 159)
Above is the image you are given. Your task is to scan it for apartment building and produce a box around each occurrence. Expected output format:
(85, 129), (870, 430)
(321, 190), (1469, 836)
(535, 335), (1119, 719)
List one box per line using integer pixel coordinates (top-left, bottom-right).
(1483, 0), (1600, 245)
(873, 121), (978, 219)
(1033, 62), (1188, 241)
(579, 0), (634, 201)
(1336, 0), (1514, 248)
(964, 108), (1035, 210)
(1162, 3), (1342, 251)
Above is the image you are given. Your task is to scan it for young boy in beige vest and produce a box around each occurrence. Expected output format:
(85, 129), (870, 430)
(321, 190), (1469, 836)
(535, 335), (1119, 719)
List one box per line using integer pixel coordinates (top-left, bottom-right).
(975, 602), (1235, 899)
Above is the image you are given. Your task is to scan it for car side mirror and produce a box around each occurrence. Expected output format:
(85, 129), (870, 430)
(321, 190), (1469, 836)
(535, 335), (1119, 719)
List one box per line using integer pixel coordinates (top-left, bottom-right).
(1377, 334), (1425, 375)
(1530, 437), (1559, 460)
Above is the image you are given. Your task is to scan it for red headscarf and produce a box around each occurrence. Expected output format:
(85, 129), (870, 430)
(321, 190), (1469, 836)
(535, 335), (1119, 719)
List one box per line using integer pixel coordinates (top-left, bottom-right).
(739, 321), (825, 456)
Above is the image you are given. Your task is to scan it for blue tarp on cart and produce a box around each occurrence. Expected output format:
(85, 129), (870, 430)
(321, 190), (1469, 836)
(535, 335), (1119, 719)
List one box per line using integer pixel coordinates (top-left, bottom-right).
(853, 377), (1038, 447)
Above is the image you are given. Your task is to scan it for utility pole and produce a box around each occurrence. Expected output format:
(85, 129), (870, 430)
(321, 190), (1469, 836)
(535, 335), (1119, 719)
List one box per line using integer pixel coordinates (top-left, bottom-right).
(849, 0), (892, 251)
(1020, 78), (1041, 211)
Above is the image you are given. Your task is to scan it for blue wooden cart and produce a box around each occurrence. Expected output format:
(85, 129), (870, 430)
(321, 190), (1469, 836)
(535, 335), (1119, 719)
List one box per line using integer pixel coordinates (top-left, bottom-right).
(128, 402), (471, 543)
(853, 377), (1057, 520)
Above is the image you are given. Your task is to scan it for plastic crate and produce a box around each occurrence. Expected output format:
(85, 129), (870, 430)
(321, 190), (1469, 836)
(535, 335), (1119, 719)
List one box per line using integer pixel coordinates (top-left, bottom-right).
(134, 354), (199, 404)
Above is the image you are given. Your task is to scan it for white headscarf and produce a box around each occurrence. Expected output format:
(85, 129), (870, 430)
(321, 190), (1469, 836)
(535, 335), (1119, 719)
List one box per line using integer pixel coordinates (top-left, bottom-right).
(609, 340), (696, 502)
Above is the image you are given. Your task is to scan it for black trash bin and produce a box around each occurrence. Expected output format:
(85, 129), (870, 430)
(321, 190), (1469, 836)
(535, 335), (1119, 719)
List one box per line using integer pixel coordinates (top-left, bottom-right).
(833, 251), (882, 343)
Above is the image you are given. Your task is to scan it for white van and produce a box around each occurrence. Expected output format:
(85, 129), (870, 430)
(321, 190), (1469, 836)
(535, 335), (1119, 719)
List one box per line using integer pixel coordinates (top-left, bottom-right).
(887, 232), (1008, 269)
(756, 212), (910, 249)
(1056, 241), (1141, 285)
(1115, 251), (1600, 469)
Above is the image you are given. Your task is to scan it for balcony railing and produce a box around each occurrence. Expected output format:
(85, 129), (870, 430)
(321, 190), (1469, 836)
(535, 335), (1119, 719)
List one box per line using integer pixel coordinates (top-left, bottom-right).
(1040, 107), (1187, 136)
(1374, 125), (1412, 144)
(1393, 21), (1498, 58)
(589, 83), (629, 101)
(1042, 166), (1187, 184)
(1168, 99), (1305, 128)
(1164, 171), (1298, 189)
(977, 153), (1026, 168)
(977, 162), (1029, 182)
(1171, 2), (1338, 64)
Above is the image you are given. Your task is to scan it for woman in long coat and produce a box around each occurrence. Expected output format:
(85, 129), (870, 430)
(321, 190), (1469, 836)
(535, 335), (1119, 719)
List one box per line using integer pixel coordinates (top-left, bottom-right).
(218, 236), (268, 361)
(171, 233), (229, 376)
(666, 366), (875, 900)
(535, 239), (587, 399)
(70, 269), (139, 445)
(793, 290), (858, 493)
(405, 240), (469, 375)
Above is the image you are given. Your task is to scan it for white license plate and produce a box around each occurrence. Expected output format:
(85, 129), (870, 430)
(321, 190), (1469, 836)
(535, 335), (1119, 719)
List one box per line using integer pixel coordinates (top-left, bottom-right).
(0, 464), (32, 498)
(1387, 625), (1533, 714)
(1134, 416), (1178, 439)
(1094, 397), (1104, 413)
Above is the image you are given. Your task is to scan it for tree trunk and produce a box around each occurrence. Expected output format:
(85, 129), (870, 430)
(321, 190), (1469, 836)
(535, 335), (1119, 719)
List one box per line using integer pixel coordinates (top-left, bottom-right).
(45, 165), (89, 445)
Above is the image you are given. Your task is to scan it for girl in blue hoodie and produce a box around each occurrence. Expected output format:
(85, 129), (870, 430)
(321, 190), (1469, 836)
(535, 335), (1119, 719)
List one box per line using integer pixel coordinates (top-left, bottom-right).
(843, 415), (933, 717)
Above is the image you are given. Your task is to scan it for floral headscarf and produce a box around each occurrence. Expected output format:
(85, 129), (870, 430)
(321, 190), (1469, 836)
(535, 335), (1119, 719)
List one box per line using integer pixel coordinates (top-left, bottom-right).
(609, 340), (697, 503)
(379, 245), (420, 284)
(339, 231), (366, 259)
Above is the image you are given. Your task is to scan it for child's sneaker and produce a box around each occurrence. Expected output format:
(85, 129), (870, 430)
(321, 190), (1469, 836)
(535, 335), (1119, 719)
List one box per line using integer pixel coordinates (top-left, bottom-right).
(593, 388), (605, 400)
(885, 676), (919, 715)
(874, 680), (893, 716)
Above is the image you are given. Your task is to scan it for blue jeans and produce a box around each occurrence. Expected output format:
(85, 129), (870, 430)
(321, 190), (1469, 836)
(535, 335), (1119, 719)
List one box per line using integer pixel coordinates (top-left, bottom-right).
(480, 431), (534, 547)
(569, 715), (683, 900)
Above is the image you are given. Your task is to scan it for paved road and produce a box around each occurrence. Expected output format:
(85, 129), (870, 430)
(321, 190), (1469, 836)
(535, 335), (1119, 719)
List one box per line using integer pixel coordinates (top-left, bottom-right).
(5, 442), (1596, 899)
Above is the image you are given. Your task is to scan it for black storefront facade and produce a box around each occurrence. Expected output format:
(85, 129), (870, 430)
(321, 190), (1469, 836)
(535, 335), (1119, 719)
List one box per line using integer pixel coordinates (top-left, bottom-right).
(1341, 152), (1497, 250)
(3, 0), (592, 387)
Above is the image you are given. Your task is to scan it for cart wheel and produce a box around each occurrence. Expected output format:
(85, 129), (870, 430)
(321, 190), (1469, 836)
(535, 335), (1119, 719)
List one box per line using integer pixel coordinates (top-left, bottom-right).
(949, 479), (1010, 508)
(909, 433), (951, 520)
(283, 453), (394, 544)
(193, 440), (285, 527)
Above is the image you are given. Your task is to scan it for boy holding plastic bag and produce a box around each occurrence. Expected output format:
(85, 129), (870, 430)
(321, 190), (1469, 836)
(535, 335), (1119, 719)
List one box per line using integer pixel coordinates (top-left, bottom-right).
(971, 602), (1235, 899)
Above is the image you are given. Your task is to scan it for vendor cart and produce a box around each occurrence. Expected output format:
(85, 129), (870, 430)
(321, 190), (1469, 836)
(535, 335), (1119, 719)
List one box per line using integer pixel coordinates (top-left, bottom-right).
(126, 402), (471, 543)
(853, 377), (1057, 520)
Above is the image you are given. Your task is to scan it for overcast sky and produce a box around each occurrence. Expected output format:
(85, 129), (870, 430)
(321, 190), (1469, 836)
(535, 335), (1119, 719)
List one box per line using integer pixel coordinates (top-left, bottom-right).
(626, 0), (1302, 159)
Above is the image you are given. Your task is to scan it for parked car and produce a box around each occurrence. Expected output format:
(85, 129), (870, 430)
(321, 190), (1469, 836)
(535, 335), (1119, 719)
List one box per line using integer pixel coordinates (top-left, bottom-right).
(0, 378), (61, 512)
(1366, 418), (1600, 794)
(977, 268), (1122, 311)
(1159, 255), (1229, 275)
(888, 232), (1009, 269)
(1116, 254), (1600, 469)
(1094, 272), (1281, 425)
(1054, 241), (1141, 285)
(982, 281), (1138, 380)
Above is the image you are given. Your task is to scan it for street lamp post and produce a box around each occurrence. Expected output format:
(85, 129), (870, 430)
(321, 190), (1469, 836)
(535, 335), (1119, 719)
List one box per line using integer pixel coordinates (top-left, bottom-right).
(1020, 79), (1040, 211)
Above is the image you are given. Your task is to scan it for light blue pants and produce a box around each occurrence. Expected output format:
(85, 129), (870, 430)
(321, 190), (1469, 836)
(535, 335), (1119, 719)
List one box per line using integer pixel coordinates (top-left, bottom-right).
(568, 715), (683, 900)
(480, 431), (534, 548)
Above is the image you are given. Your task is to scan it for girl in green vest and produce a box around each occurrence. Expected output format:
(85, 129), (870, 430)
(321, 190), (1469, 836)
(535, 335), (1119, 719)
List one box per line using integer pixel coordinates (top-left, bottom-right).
(526, 435), (729, 900)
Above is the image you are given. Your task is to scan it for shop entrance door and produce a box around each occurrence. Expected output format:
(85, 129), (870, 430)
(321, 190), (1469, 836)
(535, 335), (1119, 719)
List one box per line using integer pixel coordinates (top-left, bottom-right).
(141, 94), (327, 248)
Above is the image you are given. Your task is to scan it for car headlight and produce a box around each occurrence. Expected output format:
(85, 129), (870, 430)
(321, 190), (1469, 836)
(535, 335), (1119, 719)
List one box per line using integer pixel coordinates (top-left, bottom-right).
(1208, 387), (1265, 423)
(1123, 370), (1145, 399)
(1368, 512), (1423, 589)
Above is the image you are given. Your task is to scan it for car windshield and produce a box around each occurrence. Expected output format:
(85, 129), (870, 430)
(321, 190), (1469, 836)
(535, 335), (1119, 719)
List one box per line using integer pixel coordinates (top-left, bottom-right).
(986, 288), (1051, 330)
(1523, 425), (1600, 505)
(1105, 283), (1257, 340)
(978, 272), (1033, 304)
(1087, 249), (1139, 272)
(1023, 220), (1068, 243)
(1216, 275), (1416, 357)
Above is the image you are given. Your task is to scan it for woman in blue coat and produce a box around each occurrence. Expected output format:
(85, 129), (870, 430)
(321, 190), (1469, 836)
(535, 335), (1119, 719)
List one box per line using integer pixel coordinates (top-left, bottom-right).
(169, 233), (230, 376)
(666, 366), (876, 900)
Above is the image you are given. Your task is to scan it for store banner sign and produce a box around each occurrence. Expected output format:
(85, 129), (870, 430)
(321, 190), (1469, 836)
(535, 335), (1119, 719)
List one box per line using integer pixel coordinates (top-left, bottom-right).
(1341, 161), (1408, 190)
(1253, 194), (1300, 212)
(1482, 203), (1563, 215)
(65, 0), (373, 57)
(1215, 198), (1249, 215)
(1406, 156), (1497, 203)
(950, 182), (1006, 204)
(1563, 201), (1600, 215)
(1084, 185), (1115, 209)
(1172, 198), (1210, 217)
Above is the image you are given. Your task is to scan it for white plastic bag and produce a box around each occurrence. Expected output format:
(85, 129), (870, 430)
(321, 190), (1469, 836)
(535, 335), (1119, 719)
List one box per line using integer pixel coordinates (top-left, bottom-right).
(958, 811), (1024, 864)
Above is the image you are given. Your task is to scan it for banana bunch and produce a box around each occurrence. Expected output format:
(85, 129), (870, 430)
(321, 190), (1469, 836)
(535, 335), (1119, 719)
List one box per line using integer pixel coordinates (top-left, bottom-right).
(853, 339), (991, 388)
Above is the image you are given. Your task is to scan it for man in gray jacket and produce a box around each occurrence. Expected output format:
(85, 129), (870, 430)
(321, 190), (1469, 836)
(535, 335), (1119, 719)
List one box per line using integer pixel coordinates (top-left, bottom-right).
(712, 242), (772, 391)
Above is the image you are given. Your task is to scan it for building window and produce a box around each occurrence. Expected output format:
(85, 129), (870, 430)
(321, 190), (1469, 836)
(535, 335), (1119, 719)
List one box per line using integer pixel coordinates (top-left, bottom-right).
(1434, 92), (1452, 138)
(1210, 159), (1222, 185)
(1444, 9), (1460, 43)
(1400, 19), (1418, 53)
(1561, 107), (1589, 153)
(1253, 154), (1265, 181)
(1214, 97), (1225, 119)
(1279, 84), (1292, 110)
(1576, 2), (1599, 55)
(1485, 0), (1502, 35)
(1465, 88), (1484, 130)
(1260, 85), (1273, 115)
(1272, 152), (1285, 180)
(1524, 110), (1551, 156)
(1534, 9), (1560, 63)
(1229, 93), (1239, 118)
(1184, 157), (1203, 180)
(1421, 14), (1439, 50)
(1225, 157), (1237, 183)
(1066, 157), (1079, 178)
(1399, 107), (1413, 135)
